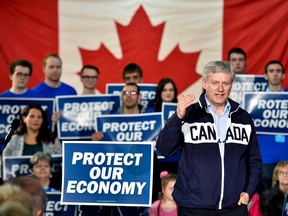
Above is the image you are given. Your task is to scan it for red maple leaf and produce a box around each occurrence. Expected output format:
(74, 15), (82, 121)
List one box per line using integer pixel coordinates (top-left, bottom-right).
(79, 6), (201, 93)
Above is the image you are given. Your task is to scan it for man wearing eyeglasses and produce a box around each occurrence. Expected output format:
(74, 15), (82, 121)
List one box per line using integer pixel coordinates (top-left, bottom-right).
(117, 82), (146, 114)
(87, 82), (160, 216)
(92, 83), (146, 141)
(80, 65), (102, 95)
(0, 59), (40, 98)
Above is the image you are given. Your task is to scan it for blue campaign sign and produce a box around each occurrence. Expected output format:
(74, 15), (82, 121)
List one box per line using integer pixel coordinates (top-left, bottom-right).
(55, 95), (120, 139)
(45, 192), (76, 216)
(3, 155), (62, 180)
(162, 102), (177, 122)
(230, 75), (267, 106)
(106, 83), (157, 110)
(0, 98), (54, 135)
(95, 113), (163, 141)
(243, 92), (288, 135)
(283, 192), (288, 216)
(158, 102), (180, 162)
(61, 141), (154, 206)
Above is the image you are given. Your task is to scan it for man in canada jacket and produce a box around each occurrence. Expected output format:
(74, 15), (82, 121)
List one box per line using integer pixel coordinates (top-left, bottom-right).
(156, 60), (262, 216)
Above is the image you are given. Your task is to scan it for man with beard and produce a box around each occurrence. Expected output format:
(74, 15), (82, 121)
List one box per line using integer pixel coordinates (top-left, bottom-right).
(32, 53), (77, 98)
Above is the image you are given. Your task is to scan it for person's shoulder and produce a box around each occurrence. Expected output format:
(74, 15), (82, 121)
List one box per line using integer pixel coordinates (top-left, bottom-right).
(28, 89), (45, 98)
(262, 184), (279, 200)
(149, 200), (160, 213)
(22, 89), (44, 98)
(32, 82), (46, 90)
(59, 82), (77, 94)
(0, 90), (12, 97)
(0, 89), (43, 98)
(10, 134), (23, 142)
(52, 137), (62, 145)
(60, 82), (74, 88)
(152, 199), (161, 206)
(3, 134), (23, 154)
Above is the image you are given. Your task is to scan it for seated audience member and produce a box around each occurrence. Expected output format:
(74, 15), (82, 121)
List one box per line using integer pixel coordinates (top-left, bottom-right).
(80, 64), (101, 95)
(149, 171), (177, 216)
(29, 152), (60, 191)
(3, 104), (62, 156)
(151, 77), (178, 112)
(0, 59), (40, 98)
(32, 53), (77, 98)
(0, 183), (33, 216)
(0, 202), (32, 216)
(122, 63), (143, 83)
(7, 176), (47, 216)
(261, 161), (288, 216)
(228, 47), (247, 74)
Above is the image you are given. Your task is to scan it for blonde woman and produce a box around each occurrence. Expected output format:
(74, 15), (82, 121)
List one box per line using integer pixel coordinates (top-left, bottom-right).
(261, 161), (288, 216)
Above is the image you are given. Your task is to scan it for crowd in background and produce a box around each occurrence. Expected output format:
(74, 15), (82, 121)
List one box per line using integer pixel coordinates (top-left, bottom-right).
(0, 47), (287, 216)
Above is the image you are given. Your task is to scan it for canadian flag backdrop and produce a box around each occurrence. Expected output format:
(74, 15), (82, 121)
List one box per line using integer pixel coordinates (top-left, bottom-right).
(0, 0), (287, 97)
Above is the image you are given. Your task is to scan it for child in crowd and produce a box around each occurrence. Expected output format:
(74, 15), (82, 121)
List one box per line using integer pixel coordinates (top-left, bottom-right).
(149, 171), (177, 216)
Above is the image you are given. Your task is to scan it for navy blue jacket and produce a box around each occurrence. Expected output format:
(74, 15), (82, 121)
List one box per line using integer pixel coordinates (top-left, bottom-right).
(156, 93), (262, 209)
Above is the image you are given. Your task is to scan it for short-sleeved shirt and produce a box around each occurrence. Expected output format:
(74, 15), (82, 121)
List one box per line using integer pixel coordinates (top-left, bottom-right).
(32, 82), (77, 98)
(149, 200), (177, 216)
(0, 89), (42, 98)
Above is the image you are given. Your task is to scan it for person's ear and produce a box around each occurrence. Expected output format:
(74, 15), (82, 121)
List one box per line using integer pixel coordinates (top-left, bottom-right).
(202, 78), (207, 90)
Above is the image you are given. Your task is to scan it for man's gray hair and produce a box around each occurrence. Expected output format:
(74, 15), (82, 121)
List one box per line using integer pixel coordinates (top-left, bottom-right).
(203, 61), (235, 81)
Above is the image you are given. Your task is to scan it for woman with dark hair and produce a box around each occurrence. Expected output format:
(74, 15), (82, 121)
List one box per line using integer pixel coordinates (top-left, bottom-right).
(153, 78), (178, 112)
(3, 104), (61, 156)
